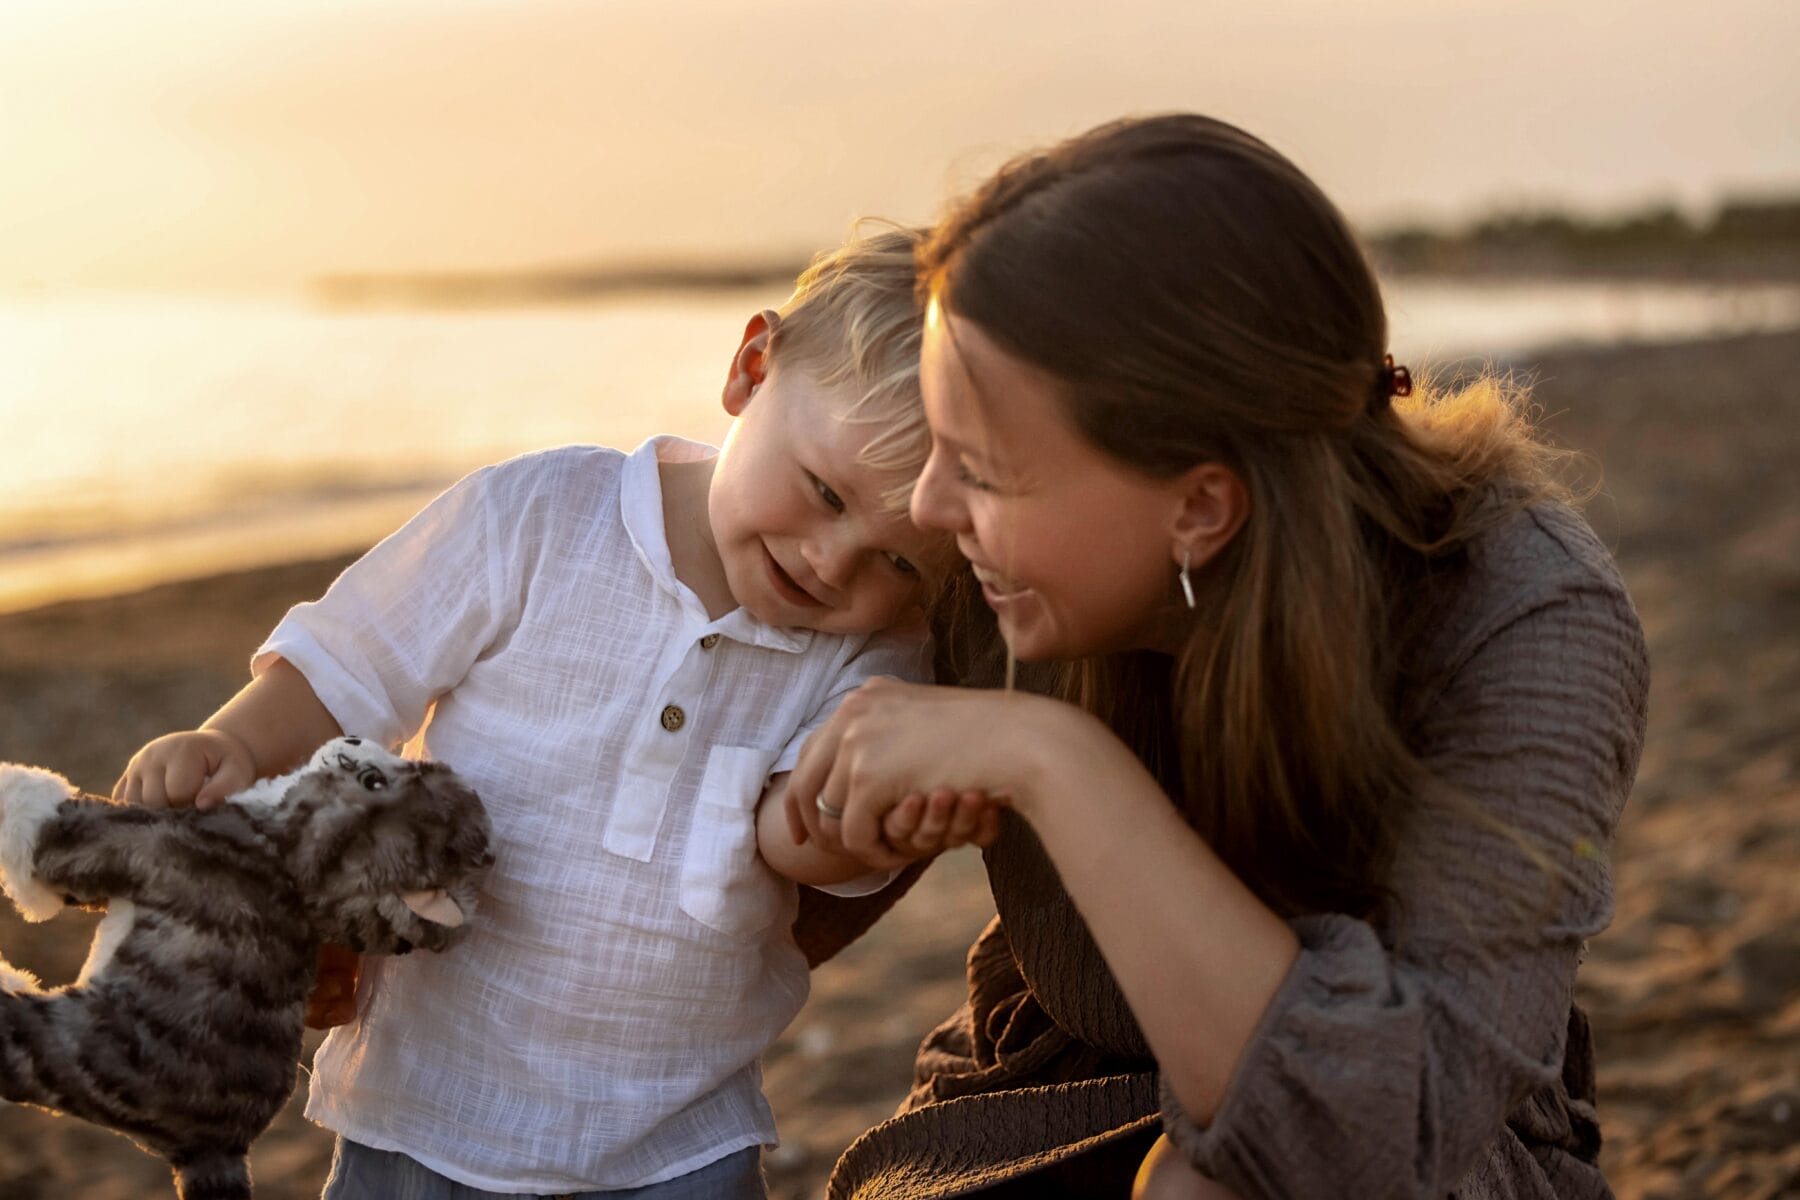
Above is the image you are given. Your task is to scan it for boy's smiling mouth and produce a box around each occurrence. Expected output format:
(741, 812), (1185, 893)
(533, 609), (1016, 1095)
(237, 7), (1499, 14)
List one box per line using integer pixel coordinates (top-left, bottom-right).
(763, 543), (825, 607)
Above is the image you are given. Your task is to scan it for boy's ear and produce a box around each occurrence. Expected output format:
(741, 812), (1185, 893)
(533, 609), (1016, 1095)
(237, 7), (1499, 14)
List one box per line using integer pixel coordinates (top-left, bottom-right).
(723, 309), (781, 417)
(1166, 461), (1249, 571)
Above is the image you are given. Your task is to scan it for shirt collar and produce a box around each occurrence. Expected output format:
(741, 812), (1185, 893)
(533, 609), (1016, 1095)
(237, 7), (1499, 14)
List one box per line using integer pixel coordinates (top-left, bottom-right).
(619, 436), (812, 655)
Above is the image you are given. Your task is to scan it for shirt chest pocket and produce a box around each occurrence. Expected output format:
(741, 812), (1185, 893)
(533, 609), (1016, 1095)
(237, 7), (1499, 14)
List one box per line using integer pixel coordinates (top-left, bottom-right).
(677, 745), (790, 937)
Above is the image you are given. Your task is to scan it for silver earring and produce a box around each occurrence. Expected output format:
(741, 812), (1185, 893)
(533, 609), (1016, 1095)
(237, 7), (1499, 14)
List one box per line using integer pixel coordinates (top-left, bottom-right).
(1179, 549), (1196, 610)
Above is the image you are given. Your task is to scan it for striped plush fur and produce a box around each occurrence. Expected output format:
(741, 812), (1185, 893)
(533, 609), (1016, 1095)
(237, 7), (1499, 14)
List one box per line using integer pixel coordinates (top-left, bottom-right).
(0, 737), (492, 1200)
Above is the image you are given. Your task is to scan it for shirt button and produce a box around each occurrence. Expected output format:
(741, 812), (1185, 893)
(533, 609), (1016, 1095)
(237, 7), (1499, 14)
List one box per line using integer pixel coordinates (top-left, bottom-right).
(659, 704), (686, 732)
(700, 633), (721, 650)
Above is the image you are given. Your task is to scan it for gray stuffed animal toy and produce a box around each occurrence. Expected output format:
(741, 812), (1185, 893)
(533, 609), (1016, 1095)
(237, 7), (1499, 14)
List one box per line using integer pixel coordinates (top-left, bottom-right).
(0, 736), (493, 1200)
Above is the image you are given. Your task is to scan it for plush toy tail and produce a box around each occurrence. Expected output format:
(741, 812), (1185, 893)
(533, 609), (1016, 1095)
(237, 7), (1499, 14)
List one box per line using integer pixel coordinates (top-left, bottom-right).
(172, 1148), (252, 1200)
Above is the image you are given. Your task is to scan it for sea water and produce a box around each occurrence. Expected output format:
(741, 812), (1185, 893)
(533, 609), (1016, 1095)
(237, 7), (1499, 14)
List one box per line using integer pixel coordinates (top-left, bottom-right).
(2, 278), (1797, 614)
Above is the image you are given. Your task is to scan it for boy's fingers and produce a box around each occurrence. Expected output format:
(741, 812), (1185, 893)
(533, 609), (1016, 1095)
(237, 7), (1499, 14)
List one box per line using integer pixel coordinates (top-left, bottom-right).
(944, 791), (985, 845)
(195, 760), (248, 809)
(138, 770), (168, 809)
(974, 806), (1004, 848)
(164, 756), (207, 808)
(882, 793), (926, 842)
(917, 788), (955, 837)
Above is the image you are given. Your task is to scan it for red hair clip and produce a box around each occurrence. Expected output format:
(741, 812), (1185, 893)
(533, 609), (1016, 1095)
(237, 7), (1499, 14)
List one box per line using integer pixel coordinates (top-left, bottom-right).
(1379, 353), (1413, 400)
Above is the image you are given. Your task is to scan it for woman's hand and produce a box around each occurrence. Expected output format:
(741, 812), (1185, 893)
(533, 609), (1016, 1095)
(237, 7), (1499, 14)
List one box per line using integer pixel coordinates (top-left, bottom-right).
(784, 679), (1095, 868)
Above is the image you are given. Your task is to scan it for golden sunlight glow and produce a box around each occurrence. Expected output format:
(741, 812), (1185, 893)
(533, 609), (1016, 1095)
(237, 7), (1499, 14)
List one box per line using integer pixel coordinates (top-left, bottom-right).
(2, 0), (1797, 291)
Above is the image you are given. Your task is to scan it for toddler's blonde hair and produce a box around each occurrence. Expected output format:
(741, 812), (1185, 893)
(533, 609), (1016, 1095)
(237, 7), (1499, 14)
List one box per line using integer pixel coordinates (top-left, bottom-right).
(769, 223), (929, 515)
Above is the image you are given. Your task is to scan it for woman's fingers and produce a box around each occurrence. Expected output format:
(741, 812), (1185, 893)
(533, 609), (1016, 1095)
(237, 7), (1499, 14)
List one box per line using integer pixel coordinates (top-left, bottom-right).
(782, 785), (811, 846)
(787, 704), (848, 815)
(809, 756), (853, 854)
(839, 774), (913, 870)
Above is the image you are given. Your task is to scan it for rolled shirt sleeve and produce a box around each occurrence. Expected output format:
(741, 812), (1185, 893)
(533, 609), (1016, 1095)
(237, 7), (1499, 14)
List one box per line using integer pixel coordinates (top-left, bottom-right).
(253, 460), (524, 748)
(1159, 573), (1649, 1198)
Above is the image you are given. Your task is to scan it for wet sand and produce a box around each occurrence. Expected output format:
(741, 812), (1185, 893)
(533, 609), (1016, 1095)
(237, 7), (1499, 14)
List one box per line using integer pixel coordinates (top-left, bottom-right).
(1, 330), (1796, 1198)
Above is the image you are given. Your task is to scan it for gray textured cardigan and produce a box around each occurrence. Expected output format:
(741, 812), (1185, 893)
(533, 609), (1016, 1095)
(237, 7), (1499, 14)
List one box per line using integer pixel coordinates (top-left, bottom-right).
(795, 501), (1650, 1199)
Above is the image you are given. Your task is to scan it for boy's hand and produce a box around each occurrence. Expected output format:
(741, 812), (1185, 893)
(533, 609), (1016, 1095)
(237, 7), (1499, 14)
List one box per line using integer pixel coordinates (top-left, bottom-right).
(113, 729), (257, 810)
(878, 787), (1004, 859)
(305, 943), (361, 1029)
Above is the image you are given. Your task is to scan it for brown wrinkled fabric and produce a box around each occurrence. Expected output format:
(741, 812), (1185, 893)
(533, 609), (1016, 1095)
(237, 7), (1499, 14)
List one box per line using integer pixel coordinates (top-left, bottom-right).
(803, 503), (1644, 1200)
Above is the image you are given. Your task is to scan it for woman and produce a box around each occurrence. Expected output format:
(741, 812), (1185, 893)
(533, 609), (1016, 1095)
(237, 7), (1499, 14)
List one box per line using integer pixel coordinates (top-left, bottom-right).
(785, 114), (1649, 1199)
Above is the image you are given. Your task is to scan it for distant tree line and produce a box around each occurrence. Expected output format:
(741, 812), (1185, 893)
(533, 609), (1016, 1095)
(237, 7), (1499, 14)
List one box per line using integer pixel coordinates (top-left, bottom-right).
(313, 196), (1800, 307)
(1368, 195), (1800, 279)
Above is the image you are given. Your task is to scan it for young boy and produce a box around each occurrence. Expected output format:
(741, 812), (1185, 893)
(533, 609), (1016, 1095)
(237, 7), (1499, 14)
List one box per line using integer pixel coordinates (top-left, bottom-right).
(115, 227), (990, 1199)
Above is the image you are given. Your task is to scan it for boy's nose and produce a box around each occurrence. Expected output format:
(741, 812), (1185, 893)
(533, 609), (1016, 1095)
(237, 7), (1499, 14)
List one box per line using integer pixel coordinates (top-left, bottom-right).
(803, 535), (859, 595)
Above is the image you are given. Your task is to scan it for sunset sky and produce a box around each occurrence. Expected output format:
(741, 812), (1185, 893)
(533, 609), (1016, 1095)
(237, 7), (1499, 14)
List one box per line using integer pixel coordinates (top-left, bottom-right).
(3, 0), (1797, 291)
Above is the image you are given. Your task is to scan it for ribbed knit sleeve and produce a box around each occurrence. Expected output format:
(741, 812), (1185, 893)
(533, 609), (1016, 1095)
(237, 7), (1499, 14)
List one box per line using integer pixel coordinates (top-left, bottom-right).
(1160, 530), (1649, 1198)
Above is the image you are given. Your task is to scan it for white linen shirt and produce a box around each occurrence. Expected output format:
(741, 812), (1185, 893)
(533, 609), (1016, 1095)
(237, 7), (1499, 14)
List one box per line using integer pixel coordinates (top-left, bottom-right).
(254, 437), (926, 1192)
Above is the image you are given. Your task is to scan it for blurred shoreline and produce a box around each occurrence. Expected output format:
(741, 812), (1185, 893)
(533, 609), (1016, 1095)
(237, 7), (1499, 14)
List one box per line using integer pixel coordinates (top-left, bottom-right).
(1, 328), (1796, 1199)
(7, 274), (1800, 618)
(306, 197), (1800, 310)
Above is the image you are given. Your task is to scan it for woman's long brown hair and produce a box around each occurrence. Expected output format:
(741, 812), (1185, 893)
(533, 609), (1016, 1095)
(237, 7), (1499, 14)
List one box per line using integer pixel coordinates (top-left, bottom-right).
(921, 114), (1571, 919)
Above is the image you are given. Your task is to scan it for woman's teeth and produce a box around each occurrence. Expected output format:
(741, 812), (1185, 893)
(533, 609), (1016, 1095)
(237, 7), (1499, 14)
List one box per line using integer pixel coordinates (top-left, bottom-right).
(972, 564), (1025, 596)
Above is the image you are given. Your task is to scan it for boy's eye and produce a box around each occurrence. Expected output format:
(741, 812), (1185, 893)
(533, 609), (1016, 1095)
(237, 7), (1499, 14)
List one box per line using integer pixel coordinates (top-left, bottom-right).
(808, 472), (845, 513)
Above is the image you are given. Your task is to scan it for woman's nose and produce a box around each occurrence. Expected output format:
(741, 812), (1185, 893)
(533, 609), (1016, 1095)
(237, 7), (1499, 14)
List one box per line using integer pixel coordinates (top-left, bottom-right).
(910, 450), (967, 533)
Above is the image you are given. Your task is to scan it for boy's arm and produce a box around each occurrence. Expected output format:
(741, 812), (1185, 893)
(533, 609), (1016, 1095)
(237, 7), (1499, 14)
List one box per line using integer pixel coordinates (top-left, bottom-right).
(755, 773), (874, 887)
(203, 657), (343, 779)
(114, 658), (342, 808)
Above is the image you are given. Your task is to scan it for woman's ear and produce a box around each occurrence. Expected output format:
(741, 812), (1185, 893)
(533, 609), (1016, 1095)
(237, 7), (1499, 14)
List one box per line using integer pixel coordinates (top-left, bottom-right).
(722, 309), (781, 416)
(1167, 461), (1249, 570)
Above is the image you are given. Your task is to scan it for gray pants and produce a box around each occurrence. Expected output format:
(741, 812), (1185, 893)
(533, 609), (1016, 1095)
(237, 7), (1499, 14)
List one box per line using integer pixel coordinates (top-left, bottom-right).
(322, 1138), (768, 1200)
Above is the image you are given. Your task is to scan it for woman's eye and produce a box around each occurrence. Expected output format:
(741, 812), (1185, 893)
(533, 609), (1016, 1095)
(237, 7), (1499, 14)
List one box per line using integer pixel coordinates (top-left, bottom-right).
(956, 461), (995, 492)
(358, 769), (388, 792)
(809, 473), (845, 512)
(887, 553), (919, 577)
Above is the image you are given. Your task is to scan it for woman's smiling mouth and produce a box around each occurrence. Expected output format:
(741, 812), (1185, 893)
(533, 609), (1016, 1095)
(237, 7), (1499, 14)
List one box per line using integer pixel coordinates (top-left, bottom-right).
(969, 561), (1029, 603)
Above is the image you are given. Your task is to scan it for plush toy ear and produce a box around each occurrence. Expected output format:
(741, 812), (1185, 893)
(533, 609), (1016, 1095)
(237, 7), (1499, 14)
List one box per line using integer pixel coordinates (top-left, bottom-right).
(399, 888), (464, 928)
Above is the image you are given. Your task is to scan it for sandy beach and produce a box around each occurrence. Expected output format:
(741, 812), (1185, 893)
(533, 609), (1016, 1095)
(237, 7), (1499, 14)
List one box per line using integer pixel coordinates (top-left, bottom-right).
(1, 330), (1796, 1198)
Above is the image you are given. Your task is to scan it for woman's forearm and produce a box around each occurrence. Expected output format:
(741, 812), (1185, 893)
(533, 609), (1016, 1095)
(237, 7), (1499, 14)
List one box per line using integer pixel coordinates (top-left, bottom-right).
(1015, 717), (1300, 1124)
